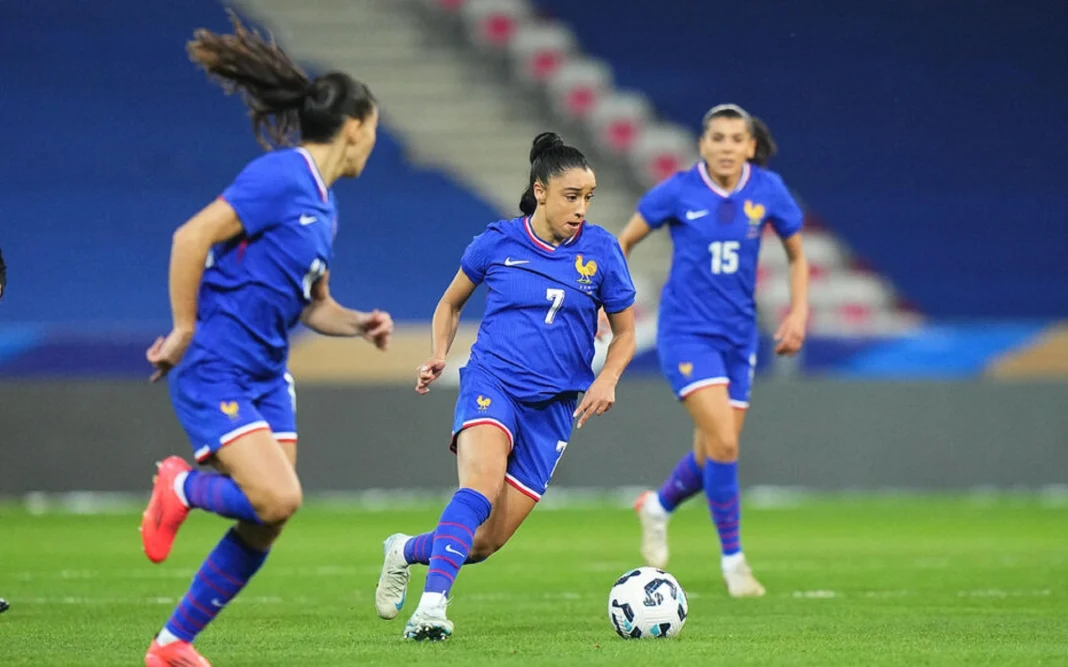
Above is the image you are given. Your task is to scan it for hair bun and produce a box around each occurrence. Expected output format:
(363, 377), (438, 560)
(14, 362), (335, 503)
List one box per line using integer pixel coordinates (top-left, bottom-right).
(303, 76), (338, 110)
(529, 132), (564, 164)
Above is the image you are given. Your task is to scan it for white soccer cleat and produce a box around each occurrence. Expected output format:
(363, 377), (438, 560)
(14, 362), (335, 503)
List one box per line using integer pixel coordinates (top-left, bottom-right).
(403, 595), (453, 641)
(375, 533), (411, 620)
(723, 557), (766, 598)
(634, 490), (669, 569)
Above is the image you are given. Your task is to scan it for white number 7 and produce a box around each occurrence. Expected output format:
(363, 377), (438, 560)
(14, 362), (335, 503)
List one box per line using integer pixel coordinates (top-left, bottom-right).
(545, 288), (566, 324)
(549, 440), (569, 479)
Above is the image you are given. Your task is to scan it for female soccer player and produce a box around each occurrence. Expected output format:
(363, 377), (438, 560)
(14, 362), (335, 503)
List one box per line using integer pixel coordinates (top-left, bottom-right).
(374, 132), (637, 641)
(626, 105), (810, 597)
(139, 14), (393, 666)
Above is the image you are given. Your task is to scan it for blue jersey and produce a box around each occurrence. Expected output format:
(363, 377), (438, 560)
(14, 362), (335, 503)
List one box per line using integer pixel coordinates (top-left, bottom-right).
(184, 148), (337, 379)
(638, 162), (802, 346)
(461, 217), (636, 402)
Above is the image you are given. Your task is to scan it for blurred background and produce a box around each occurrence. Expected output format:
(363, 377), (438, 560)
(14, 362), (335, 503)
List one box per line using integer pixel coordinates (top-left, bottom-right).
(1, 0), (1066, 501)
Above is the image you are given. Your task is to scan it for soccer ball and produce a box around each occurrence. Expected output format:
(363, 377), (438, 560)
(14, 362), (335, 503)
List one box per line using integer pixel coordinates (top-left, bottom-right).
(607, 567), (688, 639)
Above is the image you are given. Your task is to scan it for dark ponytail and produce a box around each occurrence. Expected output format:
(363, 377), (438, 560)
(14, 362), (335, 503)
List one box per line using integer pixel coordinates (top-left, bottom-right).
(749, 117), (777, 167)
(518, 132), (591, 215)
(187, 11), (375, 149)
(702, 104), (778, 167)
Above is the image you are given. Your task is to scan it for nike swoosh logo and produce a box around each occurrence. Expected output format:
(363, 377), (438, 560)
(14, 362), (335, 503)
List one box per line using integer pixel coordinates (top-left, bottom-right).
(504, 258), (530, 266)
(211, 598), (225, 608)
(444, 544), (466, 558)
(685, 210), (709, 220)
(299, 214), (318, 225)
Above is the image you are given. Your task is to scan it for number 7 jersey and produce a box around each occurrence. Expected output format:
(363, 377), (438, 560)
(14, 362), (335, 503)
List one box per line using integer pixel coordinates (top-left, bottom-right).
(638, 162), (803, 347)
(462, 217), (636, 402)
(187, 148), (337, 379)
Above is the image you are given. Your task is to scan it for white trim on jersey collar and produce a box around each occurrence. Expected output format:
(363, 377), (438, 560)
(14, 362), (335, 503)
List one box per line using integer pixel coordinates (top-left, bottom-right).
(564, 221), (584, 245)
(698, 161), (751, 198)
(296, 147), (329, 203)
(524, 216), (584, 251)
(524, 216), (555, 251)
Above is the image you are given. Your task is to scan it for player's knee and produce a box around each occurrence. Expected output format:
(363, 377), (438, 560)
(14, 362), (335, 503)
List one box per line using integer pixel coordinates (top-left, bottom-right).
(255, 484), (303, 524)
(468, 534), (505, 562)
(702, 432), (739, 462)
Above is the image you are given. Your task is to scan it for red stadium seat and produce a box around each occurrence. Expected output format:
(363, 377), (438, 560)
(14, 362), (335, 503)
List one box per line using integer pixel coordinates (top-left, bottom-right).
(566, 87), (597, 116)
(629, 123), (696, 187)
(461, 0), (530, 50)
(606, 120), (637, 151)
(484, 14), (516, 45)
(547, 58), (613, 120)
(652, 154), (682, 180)
(838, 302), (873, 325)
(808, 262), (828, 281)
(509, 22), (576, 83)
(588, 91), (651, 155)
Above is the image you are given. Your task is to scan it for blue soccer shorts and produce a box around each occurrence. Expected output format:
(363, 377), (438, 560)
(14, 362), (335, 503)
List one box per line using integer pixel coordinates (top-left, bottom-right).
(170, 361), (298, 463)
(658, 335), (757, 408)
(450, 365), (577, 502)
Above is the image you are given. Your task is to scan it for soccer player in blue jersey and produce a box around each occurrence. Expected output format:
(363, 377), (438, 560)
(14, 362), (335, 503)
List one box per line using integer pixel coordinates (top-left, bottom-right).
(624, 105), (810, 597)
(138, 15), (393, 666)
(374, 132), (637, 640)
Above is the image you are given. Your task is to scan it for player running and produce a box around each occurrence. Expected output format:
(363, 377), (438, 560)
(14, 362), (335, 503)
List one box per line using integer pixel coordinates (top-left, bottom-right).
(626, 105), (810, 597)
(375, 132), (637, 641)
(139, 14), (392, 667)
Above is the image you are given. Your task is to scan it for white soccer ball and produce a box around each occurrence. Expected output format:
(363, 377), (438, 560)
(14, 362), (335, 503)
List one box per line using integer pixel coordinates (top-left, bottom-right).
(607, 566), (688, 639)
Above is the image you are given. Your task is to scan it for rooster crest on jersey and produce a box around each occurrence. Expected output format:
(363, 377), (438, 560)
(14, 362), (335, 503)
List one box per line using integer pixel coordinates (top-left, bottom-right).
(744, 200), (765, 239)
(575, 254), (597, 285)
(476, 395), (492, 412)
(219, 401), (240, 420)
(744, 200), (766, 225)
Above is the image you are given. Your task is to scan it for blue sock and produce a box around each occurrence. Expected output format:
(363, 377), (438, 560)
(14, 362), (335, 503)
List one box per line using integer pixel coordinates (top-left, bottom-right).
(656, 452), (703, 512)
(423, 488), (492, 597)
(404, 532), (434, 565)
(405, 531), (489, 566)
(704, 460), (741, 556)
(183, 471), (262, 524)
(163, 528), (268, 643)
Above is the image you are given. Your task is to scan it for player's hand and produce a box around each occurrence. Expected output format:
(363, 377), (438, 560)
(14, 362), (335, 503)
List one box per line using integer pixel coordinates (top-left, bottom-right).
(146, 328), (194, 383)
(359, 309), (393, 351)
(416, 357), (446, 394)
(774, 307), (807, 356)
(573, 375), (617, 429)
(595, 308), (612, 341)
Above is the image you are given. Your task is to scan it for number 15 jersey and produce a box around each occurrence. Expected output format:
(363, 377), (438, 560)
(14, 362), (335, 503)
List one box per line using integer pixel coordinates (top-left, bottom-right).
(462, 217), (636, 402)
(638, 162), (803, 348)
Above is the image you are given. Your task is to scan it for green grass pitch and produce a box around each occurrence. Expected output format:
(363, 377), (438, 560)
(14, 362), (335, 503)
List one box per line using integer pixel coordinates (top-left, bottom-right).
(2, 496), (1066, 665)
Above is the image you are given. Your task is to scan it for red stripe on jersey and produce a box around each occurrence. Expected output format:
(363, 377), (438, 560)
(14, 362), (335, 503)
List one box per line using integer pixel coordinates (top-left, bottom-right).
(524, 217), (556, 252)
